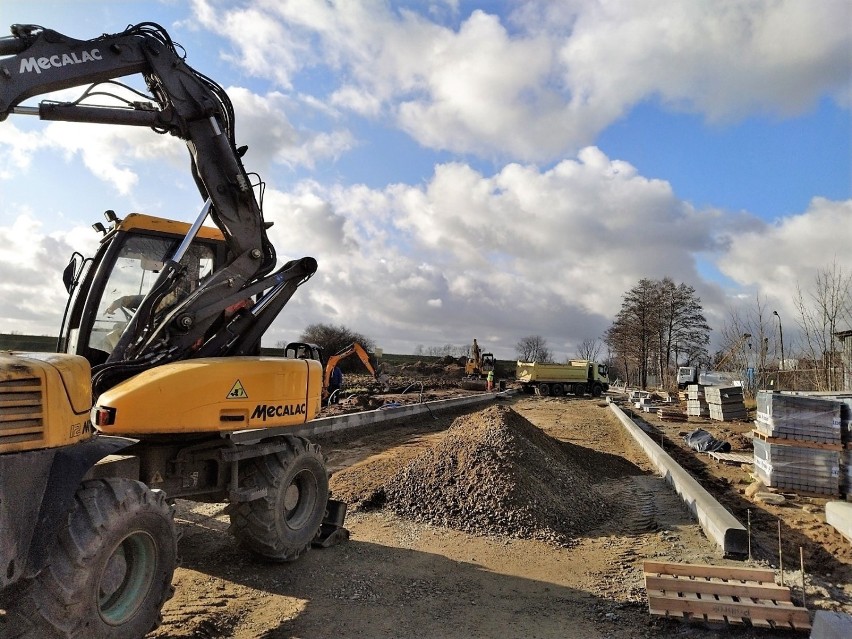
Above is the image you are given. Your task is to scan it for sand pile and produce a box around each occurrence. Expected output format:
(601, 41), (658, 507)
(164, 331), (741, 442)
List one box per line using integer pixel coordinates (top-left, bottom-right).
(333, 404), (626, 545)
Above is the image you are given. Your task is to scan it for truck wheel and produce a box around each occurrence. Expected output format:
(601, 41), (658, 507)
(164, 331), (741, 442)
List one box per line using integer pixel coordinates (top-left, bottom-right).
(551, 383), (563, 396)
(10, 478), (177, 639)
(227, 437), (328, 562)
(591, 384), (603, 397)
(537, 383), (550, 396)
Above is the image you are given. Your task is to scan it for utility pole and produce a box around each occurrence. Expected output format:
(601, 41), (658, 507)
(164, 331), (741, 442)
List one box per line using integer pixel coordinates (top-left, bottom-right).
(773, 310), (785, 371)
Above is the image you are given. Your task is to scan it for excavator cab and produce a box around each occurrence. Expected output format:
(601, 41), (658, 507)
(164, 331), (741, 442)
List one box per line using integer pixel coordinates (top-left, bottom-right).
(284, 341), (324, 361)
(60, 213), (227, 368)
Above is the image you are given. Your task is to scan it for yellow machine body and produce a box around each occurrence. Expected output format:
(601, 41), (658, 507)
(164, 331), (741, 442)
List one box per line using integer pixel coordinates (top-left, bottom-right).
(111, 212), (226, 242)
(0, 352), (93, 453)
(94, 357), (323, 435)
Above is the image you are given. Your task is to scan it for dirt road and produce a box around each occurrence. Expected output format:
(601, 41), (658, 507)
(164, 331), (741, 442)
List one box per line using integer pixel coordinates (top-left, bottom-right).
(146, 394), (852, 639)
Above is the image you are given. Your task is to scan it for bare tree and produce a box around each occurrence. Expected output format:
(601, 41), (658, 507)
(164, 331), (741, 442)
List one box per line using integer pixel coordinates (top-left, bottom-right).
(606, 278), (659, 388)
(712, 293), (773, 394)
(794, 260), (852, 391)
(516, 335), (552, 363)
(656, 278), (710, 386)
(575, 338), (602, 362)
(606, 278), (710, 389)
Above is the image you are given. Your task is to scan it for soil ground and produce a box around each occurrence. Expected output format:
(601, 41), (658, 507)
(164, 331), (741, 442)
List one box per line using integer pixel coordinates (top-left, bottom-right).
(146, 385), (852, 639)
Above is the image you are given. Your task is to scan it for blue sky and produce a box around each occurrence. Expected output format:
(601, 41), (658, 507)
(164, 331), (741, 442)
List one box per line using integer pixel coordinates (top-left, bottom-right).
(0, 0), (850, 360)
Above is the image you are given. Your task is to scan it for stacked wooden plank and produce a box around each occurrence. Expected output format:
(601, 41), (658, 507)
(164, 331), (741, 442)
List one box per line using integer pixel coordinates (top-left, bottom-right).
(705, 386), (747, 421)
(644, 561), (810, 631)
(686, 384), (709, 418)
(658, 407), (688, 422)
(754, 391), (844, 497)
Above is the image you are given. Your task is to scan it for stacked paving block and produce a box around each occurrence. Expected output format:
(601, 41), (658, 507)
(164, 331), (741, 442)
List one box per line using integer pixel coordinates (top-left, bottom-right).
(685, 384), (709, 418)
(704, 385), (747, 421)
(753, 391), (844, 496)
(752, 438), (840, 495)
(755, 392), (842, 444)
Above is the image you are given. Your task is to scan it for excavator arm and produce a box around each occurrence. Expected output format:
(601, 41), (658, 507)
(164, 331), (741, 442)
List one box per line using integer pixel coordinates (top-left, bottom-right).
(0, 23), (317, 392)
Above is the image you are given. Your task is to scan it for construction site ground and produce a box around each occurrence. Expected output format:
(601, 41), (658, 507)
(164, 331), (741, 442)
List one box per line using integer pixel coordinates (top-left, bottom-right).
(150, 380), (852, 639)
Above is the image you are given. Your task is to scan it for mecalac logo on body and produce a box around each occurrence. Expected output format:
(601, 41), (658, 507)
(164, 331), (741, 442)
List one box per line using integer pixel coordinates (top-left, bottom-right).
(251, 403), (306, 421)
(19, 49), (103, 74)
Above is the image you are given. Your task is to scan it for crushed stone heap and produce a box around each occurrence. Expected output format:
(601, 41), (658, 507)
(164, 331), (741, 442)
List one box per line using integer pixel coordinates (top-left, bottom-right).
(336, 404), (627, 545)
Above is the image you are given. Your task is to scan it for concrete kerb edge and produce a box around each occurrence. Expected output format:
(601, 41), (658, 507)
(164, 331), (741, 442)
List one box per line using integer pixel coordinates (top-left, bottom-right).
(293, 391), (506, 439)
(607, 402), (748, 556)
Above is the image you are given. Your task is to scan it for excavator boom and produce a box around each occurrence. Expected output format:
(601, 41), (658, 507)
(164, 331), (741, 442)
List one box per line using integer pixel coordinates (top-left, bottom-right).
(0, 23), (316, 392)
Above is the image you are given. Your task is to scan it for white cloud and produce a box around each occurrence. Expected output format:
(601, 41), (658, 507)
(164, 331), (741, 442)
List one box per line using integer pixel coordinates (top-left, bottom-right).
(0, 123), (44, 178)
(555, 0), (852, 124)
(228, 88), (355, 171)
(190, 0), (851, 162)
(255, 148), (759, 357)
(0, 211), (99, 335)
(717, 197), (852, 319)
(2, 141), (848, 358)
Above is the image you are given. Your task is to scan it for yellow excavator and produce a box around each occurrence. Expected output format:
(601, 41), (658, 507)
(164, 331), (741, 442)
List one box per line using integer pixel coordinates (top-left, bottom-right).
(460, 338), (495, 390)
(0, 23), (345, 639)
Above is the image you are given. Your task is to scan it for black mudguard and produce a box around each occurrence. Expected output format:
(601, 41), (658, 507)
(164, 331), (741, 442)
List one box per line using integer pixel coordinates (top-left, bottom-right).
(0, 435), (135, 589)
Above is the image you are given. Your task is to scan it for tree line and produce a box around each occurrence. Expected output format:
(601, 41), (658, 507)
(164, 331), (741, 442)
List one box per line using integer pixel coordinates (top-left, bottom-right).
(280, 261), (851, 392)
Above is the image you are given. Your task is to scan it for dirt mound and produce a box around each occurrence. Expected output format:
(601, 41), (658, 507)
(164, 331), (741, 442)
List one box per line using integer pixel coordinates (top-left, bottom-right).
(333, 405), (626, 545)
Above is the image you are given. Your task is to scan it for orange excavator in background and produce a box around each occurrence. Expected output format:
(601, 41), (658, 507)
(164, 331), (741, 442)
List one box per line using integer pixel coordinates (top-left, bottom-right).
(284, 342), (389, 403)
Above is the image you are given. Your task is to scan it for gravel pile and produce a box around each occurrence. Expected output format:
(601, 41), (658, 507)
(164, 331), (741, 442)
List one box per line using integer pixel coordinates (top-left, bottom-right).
(336, 404), (622, 545)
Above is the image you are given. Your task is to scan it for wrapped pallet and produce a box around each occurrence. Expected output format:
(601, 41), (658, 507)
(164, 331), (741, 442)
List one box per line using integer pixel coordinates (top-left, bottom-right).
(755, 391), (841, 445)
(686, 384), (709, 417)
(753, 437), (840, 496)
(704, 385), (747, 421)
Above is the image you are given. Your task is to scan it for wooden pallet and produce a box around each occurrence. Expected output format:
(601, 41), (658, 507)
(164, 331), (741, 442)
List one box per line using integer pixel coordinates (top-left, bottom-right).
(644, 561), (811, 631)
(707, 451), (752, 465)
(752, 430), (841, 450)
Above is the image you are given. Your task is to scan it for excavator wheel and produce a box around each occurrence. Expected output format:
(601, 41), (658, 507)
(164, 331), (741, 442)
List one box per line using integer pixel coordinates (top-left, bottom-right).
(6, 478), (177, 639)
(227, 436), (329, 562)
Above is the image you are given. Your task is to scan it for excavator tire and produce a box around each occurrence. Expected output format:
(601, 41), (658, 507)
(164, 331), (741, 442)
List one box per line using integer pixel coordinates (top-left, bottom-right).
(227, 436), (328, 562)
(5, 478), (177, 639)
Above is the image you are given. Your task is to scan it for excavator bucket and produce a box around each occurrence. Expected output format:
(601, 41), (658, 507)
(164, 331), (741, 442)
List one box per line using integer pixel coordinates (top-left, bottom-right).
(460, 378), (488, 391)
(312, 498), (349, 548)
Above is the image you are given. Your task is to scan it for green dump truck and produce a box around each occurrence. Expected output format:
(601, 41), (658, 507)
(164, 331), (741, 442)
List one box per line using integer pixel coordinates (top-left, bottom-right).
(516, 360), (609, 397)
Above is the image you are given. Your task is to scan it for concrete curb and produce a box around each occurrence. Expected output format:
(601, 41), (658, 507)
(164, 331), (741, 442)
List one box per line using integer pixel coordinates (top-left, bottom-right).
(608, 402), (748, 556)
(826, 501), (852, 545)
(228, 391), (510, 444)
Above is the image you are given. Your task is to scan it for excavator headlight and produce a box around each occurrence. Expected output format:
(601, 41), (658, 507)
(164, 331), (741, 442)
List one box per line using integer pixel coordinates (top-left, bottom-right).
(91, 405), (116, 427)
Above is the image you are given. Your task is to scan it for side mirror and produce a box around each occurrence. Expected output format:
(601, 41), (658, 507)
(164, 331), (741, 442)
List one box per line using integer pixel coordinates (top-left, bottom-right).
(62, 253), (83, 293)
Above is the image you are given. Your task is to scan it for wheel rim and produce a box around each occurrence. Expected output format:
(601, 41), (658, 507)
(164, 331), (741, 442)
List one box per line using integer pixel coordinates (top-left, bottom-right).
(283, 469), (318, 530)
(98, 531), (157, 625)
